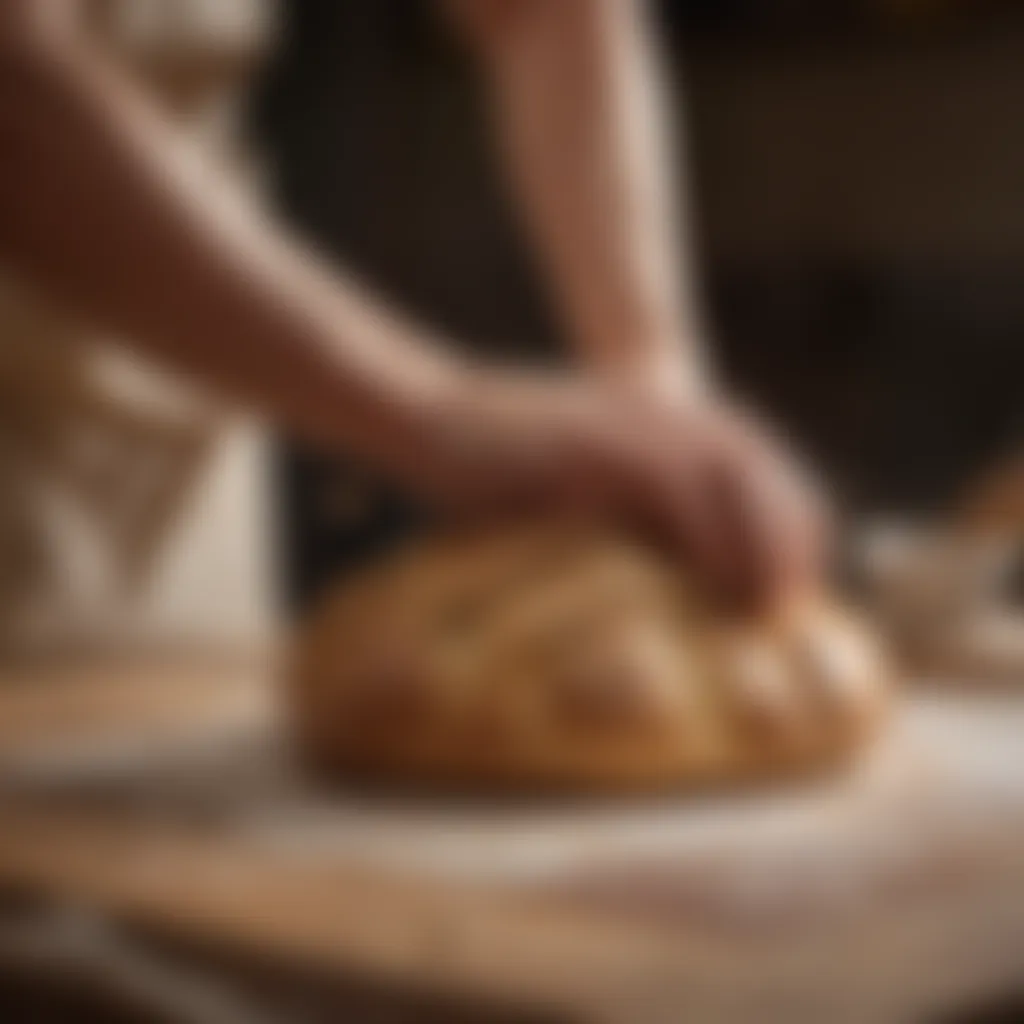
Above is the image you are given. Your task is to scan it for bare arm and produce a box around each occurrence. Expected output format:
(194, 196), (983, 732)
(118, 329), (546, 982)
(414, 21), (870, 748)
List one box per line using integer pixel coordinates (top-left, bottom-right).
(0, 8), (824, 605)
(0, 15), (460, 490)
(447, 0), (708, 397)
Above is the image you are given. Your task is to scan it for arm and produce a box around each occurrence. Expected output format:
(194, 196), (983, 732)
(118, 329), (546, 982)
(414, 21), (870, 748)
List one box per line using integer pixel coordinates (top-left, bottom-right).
(0, 9), (822, 605)
(447, 0), (827, 599)
(447, 0), (709, 398)
(0, 15), (459, 491)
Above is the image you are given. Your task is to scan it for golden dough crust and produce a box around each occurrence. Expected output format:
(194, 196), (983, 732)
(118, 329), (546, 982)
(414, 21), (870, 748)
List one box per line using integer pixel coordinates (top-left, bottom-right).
(291, 522), (890, 792)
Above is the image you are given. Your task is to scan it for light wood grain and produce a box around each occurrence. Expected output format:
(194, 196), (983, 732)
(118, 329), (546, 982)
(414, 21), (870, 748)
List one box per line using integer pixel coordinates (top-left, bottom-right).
(1, 660), (1023, 1022)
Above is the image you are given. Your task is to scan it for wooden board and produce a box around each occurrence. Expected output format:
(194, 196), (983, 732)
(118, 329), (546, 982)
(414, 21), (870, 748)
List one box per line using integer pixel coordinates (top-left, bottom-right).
(1, 659), (1023, 1022)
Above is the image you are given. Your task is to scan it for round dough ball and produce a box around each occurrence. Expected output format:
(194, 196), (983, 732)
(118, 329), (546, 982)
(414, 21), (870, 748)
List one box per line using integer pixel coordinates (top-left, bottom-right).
(291, 523), (890, 792)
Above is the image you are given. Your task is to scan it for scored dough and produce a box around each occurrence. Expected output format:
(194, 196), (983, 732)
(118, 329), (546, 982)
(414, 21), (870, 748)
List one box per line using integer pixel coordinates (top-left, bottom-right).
(291, 522), (890, 792)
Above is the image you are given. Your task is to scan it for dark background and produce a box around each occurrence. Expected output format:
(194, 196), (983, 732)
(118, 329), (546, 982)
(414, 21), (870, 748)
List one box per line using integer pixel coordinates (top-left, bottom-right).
(251, 0), (1024, 601)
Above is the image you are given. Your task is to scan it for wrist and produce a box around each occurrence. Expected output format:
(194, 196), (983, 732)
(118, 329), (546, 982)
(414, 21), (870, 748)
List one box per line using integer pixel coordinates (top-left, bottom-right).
(356, 355), (477, 494)
(398, 364), (590, 507)
(592, 336), (710, 406)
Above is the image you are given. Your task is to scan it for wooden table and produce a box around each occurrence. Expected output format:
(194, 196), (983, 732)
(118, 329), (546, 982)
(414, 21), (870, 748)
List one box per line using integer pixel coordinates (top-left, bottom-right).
(1, 658), (1023, 1022)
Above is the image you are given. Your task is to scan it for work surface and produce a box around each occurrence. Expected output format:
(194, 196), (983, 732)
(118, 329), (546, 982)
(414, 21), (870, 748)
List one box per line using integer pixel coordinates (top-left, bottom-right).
(0, 659), (1022, 1023)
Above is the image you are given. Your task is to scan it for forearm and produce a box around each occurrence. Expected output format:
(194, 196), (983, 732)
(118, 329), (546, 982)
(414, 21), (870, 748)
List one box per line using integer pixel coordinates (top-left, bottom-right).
(0, 25), (461, 483)
(451, 0), (708, 394)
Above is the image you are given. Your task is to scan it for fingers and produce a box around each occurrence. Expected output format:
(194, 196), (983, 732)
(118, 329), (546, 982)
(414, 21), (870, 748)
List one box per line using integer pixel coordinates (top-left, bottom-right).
(707, 453), (784, 607)
(624, 405), (829, 610)
(723, 458), (828, 609)
(654, 455), (746, 602)
(736, 411), (831, 587)
(598, 429), (754, 606)
(583, 410), (745, 596)
(432, 377), (828, 614)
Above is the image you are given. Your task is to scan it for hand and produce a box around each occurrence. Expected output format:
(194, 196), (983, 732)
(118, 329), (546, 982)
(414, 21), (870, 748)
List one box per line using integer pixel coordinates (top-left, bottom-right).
(406, 370), (828, 609)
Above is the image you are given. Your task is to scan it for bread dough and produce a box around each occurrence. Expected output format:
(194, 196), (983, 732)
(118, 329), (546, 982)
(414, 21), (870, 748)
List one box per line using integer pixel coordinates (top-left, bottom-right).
(291, 522), (889, 792)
